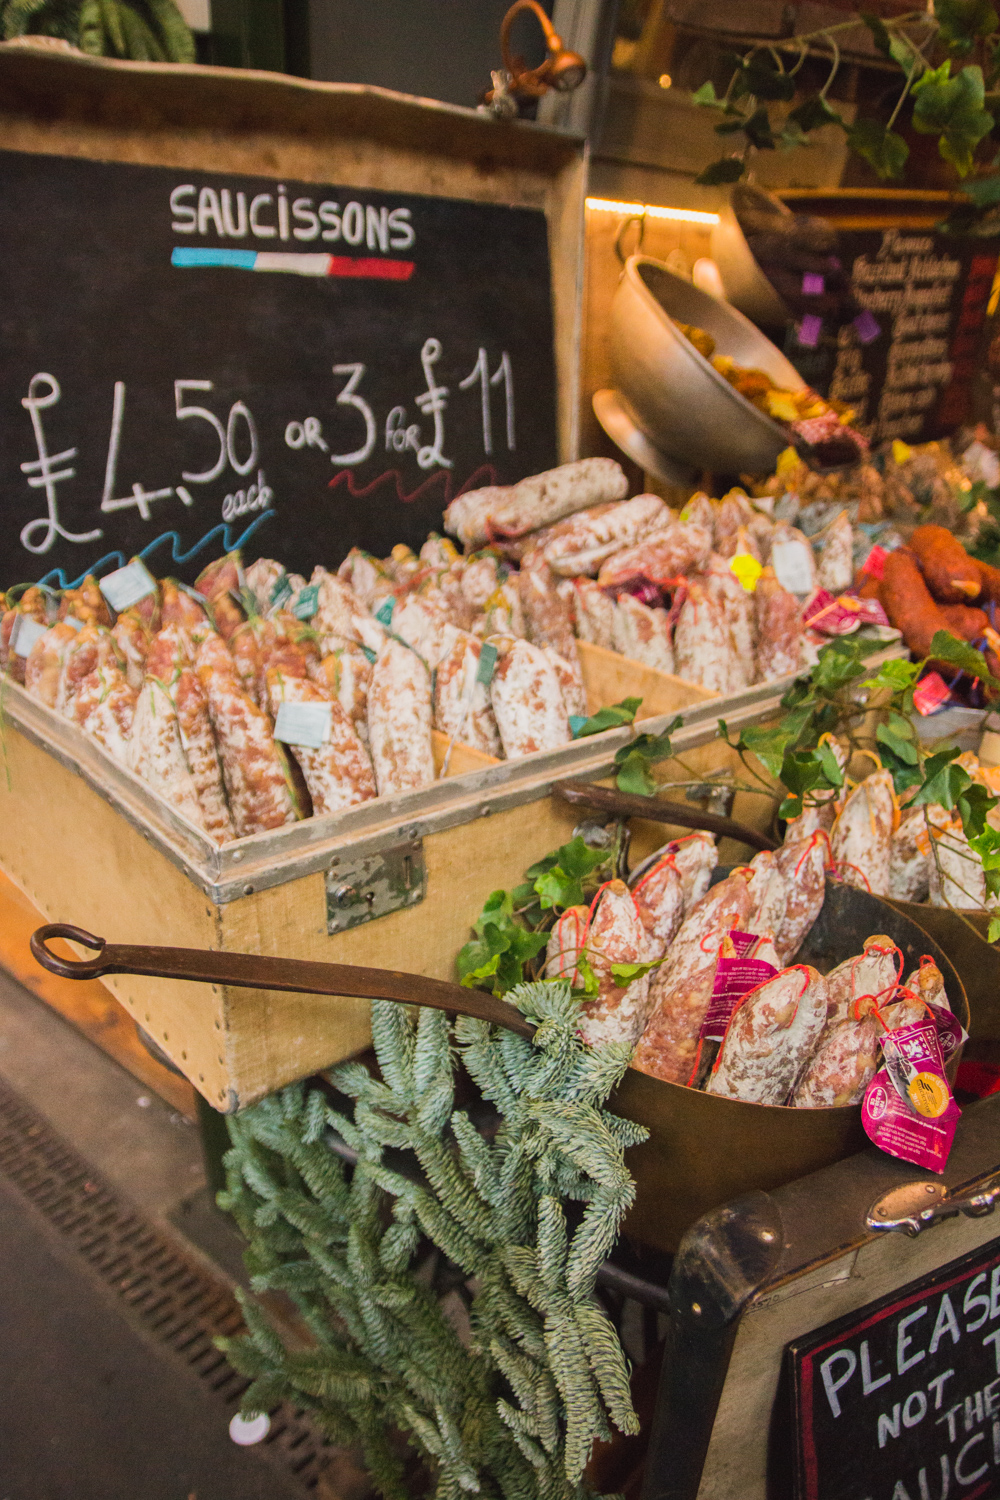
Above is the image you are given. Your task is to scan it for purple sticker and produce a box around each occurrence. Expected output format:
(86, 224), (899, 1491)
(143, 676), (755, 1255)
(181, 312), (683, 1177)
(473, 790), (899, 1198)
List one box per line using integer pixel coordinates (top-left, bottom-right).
(797, 314), (823, 348)
(701, 930), (777, 1041)
(853, 308), (881, 344)
(802, 272), (825, 296)
(862, 1019), (960, 1173)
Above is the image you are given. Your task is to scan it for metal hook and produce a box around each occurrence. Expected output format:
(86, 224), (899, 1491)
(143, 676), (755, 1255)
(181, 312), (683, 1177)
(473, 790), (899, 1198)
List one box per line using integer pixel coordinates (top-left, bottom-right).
(615, 212), (646, 266)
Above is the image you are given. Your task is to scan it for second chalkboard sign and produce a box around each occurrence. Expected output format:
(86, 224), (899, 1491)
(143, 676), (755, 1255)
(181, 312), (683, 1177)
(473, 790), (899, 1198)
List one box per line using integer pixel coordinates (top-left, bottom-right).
(0, 148), (559, 588)
(787, 1237), (1000, 1500)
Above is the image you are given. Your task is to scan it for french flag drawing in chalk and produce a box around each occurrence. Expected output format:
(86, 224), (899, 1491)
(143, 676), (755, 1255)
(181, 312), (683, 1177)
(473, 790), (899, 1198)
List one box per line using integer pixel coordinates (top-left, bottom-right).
(172, 248), (415, 280)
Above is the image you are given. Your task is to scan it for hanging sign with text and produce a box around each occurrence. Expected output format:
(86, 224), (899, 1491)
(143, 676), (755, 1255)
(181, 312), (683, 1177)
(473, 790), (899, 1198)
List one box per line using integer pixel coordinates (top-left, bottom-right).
(0, 149), (558, 587)
(787, 1237), (1000, 1500)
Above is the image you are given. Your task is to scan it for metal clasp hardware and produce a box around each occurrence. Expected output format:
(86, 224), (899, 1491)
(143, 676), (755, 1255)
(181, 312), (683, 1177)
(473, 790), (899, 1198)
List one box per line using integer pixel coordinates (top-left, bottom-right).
(325, 837), (426, 934)
(867, 1177), (1000, 1237)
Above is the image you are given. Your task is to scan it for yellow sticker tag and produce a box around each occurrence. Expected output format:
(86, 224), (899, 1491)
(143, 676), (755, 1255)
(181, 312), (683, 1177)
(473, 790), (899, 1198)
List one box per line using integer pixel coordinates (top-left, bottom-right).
(892, 439), (913, 466)
(776, 446), (800, 476)
(909, 1072), (950, 1119)
(730, 553), (763, 593)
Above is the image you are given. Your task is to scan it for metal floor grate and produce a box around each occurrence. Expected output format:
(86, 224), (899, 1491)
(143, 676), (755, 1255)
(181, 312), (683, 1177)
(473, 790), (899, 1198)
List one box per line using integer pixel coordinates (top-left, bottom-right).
(0, 1073), (331, 1492)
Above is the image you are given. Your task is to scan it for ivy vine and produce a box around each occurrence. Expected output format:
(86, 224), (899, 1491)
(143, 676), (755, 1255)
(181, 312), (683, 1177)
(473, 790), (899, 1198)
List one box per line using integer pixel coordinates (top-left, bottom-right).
(692, 1), (1000, 191)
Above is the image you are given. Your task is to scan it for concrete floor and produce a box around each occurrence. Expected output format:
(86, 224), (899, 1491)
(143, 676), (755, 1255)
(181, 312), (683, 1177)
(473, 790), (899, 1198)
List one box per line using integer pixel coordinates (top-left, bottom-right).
(0, 966), (207, 1225)
(0, 965), (363, 1497)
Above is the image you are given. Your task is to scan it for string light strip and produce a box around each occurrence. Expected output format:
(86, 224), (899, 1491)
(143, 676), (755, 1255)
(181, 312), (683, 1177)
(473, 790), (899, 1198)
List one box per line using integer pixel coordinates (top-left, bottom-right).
(586, 196), (719, 226)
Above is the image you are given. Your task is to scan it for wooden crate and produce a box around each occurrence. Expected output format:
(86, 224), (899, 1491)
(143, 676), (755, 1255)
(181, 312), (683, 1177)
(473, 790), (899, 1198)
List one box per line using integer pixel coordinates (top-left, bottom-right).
(1, 620), (906, 1109)
(0, 681), (780, 1110)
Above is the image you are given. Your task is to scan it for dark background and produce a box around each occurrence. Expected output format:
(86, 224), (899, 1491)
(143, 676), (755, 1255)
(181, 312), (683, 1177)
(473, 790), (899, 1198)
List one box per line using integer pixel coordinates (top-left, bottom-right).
(0, 149), (557, 588)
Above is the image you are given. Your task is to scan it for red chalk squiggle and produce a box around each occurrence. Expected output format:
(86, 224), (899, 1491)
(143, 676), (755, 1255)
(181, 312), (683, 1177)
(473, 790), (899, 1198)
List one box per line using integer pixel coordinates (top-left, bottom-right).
(327, 464), (500, 506)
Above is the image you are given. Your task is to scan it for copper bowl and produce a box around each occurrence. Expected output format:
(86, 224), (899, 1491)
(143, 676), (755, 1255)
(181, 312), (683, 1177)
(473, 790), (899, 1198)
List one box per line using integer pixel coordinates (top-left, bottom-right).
(613, 881), (968, 1252)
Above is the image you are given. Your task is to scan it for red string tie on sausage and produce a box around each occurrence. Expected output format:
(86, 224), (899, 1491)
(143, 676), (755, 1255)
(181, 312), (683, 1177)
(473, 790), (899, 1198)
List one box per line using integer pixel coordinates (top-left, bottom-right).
(686, 1036), (705, 1089)
(549, 907), (591, 982)
(794, 828), (831, 876)
(632, 852), (679, 898)
(831, 860), (872, 892)
(711, 964), (812, 1074)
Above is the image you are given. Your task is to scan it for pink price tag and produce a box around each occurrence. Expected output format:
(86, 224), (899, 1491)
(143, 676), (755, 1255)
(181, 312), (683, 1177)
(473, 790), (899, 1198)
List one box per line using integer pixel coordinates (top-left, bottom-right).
(848, 593), (890, 627)
(701, 930), (778, 1041)
(931, 1005), (968, 1062)
(797, 314), (823, 348)
(913, 671), (953, 717)
(861, 545), (888, 580)
(862, 1019), (960, 1173)
(803, 589), (863, 637)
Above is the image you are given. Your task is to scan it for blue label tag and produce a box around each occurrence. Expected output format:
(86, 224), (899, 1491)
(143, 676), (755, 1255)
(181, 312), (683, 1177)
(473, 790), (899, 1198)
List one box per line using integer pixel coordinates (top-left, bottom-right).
(568, 715), (589, 738)
(476, 642), (499, 686)
(293, 585), (320, 621)
(375, 597), (395, 626)
(360, 644), (377, 664)
(270, 573), (292, 608)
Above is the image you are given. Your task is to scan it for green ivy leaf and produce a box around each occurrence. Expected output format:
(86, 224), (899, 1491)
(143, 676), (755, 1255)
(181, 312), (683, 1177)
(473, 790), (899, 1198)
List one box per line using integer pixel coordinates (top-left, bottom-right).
(863, 657), (922, 695)
(912, 747), (971, 810)
(691, 80), (720, 106)
(817, 738), (845, 786)
(739, 54), (796, 101)
(609, 959), (663, 985)
(573, 953), (600, 1001)
(571, 697), (643, 739)
(861, 11), (894, 59)
(876, 720), (919, 766)
(927, 628), (1000, 685)
(742, 106), (778, 149)
(912, 64), (994, 175)
(695, 157), (746, 186)
(788, 95), (844, 132)
(810, 637), (869, 693)
(612, 718), (681, 795)
(989, 915), (1000, 944)
(957, 780), (997, 838)
(935, 0), (999, 54)
(737, 702), (815, 778)
(846, 119), (910, 179)
(456, 888), (549, 994)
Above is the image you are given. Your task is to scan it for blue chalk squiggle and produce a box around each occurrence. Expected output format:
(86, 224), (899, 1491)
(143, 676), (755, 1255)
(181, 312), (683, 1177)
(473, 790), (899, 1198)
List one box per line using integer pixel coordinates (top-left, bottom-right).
(37, 511), (275, 590)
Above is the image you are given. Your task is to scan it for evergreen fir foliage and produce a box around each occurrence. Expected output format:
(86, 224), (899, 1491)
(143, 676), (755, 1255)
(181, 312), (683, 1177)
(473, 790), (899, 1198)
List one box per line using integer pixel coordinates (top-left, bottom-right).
(217, 980), (647, 1499)
(0, 0), (195, 63)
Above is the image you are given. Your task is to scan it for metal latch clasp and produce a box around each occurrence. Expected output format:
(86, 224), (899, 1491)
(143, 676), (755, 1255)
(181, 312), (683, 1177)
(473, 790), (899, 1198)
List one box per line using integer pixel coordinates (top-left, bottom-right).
(325, 836), (426, 934)
(867, 1176), (1000, 1237)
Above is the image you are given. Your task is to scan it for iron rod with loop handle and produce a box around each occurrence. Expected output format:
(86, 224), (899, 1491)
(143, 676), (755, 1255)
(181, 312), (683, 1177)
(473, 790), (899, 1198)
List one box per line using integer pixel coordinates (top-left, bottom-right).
(30, 924), (536, 1040)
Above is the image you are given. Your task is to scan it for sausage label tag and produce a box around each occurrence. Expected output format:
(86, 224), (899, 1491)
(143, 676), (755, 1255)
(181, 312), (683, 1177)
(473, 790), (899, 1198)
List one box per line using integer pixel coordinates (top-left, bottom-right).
(273, 700), (331, 749)
(374, 596), (395, 626)
(701, 929), (778, 1041)
(292, 584), (320, 621)
(269, 572), (292, 610)
(476, 642), (499, 686)
(98, 558), (157, 612)
(9, 614), (48, 658)
(772, 538), (815, 595)
(862, 1018), (960, 1172)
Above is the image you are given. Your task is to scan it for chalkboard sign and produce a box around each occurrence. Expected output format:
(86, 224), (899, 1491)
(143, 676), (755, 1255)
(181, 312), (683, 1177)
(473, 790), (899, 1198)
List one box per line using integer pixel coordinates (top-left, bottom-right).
(0, 149), (558, 589)
(787, 1237), (1000, 1500)
(786, 228), (999, 450)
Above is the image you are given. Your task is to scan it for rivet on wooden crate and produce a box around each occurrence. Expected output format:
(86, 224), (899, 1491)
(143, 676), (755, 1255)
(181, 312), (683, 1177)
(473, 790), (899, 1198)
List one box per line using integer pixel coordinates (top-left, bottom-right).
(199, 1073), (204, 1082)
(481, 806), (492, 817)
(181, 1051), (187, 1060)
(163, 1032), (168, 1041)
(242, 885), (253, 895)
(231, 851), (244, 863)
